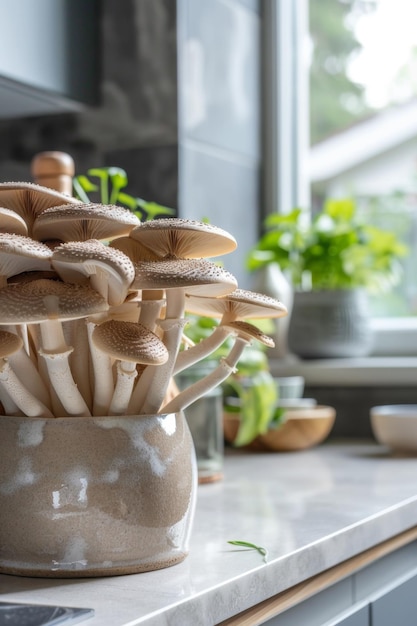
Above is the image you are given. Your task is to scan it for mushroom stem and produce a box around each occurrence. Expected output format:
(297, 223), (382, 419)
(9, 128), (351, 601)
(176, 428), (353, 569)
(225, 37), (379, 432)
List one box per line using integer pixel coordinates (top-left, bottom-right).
(108, 361), (138, 415)
(17, 324), (31, 356)
(165, 288), (186, 320)
(8, 346), (52, 410)
(128, 318), (187, 415)
(130, 288), (187, 414)
(0, 385), (22, 415)
(173, 325), (231, 375)
(39, 319), (91, 417)
(28, 323), (67, 416)
(39, 346), (91, 417)
(68, 318), (93, 411)
(163, 337), (249, 414)
(138, 297), (165, 332)
(3, 324), (32, 360)
(86, 320), (114, 416)
(0, 359), (54, 418)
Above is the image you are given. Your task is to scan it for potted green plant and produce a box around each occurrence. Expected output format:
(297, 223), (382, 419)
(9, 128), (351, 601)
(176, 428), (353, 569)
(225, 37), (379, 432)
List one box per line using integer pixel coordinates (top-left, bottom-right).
(247, 199), (408, 358)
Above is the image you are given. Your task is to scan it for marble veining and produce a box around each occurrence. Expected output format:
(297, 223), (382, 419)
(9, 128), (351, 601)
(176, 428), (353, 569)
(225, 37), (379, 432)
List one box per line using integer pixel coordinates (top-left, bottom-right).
(2, 442), (417, 624)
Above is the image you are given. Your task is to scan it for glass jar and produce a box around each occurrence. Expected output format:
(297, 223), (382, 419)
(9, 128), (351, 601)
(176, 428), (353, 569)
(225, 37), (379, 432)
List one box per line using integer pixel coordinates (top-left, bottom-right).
(175, 361), (224, 484)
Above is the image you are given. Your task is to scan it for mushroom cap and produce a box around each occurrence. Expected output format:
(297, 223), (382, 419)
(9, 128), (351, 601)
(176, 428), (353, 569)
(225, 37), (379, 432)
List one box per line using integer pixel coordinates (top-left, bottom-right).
(0, 329), (24, 358)
(0, 278), (109, 324)
(0, 207), (28, 236)
(110, 236), (161, 263)
(8, 270), (60, 285)
(132, 257), (238, 296)
(129, 218), (237, 259)
(32, 202), (140, 243)
(222, 320), (275, 347)
(92, 319), (169, 365)
(51, 239), (136, 306)
(185, 288), (288, 319)
(0, 182), (78, 233)
(0, 234), (52, 279)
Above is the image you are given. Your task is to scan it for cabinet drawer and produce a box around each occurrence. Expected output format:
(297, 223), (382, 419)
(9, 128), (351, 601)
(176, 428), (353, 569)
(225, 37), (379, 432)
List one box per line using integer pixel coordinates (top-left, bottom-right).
(371, 573), (417, 626)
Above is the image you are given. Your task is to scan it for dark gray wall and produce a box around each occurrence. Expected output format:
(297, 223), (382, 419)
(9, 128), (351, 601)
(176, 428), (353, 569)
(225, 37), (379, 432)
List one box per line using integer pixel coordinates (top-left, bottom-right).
(177, 0), (262, 285)
(308, 386), (417, 440)
(0, 0), (261, 287)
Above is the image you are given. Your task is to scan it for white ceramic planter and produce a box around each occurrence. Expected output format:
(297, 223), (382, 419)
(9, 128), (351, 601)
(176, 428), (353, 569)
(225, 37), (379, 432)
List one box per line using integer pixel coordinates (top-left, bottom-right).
(0, 412), (197, 577)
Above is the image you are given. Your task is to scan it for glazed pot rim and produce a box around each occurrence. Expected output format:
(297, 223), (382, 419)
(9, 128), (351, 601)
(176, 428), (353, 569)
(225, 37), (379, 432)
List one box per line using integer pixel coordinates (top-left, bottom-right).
(0, 412), (181, 422)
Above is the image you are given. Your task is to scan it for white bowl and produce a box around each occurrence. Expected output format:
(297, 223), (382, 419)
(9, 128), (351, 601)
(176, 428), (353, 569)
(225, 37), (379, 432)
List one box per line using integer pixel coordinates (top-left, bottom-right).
(370, 405), (417, 453)
(274, 376), (305, 400)
(277, 398), (317, 409)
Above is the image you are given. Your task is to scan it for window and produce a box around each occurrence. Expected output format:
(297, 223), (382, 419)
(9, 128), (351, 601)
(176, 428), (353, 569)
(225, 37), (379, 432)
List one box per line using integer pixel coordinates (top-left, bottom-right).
(265, 0), (417, 356)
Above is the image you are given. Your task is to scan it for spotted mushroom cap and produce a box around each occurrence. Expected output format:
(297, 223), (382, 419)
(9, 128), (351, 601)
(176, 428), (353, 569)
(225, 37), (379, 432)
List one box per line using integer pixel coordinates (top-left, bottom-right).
(132, 257), (238, 296)
(92, 319), (169, 365)
(185, 288), (288, 319)
(0, 182), (78, 234)
(0, 278), (109, 324)
(51, 239), (136, 305)
(222, 320), (275, 347)
(109, 236), (161, 263)
(129, 218), (237, 259)
(32, 202), (140, 243)
(0, 233), (52, 280)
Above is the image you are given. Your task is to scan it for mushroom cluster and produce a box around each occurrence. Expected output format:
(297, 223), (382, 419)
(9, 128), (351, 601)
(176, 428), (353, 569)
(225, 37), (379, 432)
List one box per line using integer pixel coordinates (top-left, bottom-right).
(0, 181), (287, 418)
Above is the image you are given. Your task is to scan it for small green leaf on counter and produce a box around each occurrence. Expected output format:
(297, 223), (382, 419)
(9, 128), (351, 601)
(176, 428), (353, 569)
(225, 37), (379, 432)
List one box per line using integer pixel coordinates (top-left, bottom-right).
(227, 540), (268, 563)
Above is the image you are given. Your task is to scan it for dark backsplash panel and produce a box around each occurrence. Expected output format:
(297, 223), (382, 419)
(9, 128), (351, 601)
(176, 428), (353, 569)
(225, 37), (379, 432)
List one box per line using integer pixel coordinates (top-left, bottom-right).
(0, 0), (262, 287)
(307, 385), (417, 439)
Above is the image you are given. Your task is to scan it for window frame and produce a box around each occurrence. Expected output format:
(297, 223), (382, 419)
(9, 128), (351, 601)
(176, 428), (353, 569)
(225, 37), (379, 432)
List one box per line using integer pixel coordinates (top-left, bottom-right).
(264, 0), (417, 357)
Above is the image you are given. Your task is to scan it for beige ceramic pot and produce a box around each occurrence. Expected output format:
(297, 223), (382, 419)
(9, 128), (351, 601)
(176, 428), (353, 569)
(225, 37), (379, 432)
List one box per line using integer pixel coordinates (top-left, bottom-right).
(0, 412), (197, 578)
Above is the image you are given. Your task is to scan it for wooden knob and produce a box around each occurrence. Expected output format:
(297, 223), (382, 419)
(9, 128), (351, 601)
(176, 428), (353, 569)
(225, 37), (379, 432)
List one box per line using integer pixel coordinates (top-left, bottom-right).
(31, 151), (75, 196)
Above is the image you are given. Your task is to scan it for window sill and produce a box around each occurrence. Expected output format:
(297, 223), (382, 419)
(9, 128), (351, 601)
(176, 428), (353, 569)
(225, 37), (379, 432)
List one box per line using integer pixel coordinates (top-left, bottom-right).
(370, 318), (417, 357)
(269, 356), (417, 387)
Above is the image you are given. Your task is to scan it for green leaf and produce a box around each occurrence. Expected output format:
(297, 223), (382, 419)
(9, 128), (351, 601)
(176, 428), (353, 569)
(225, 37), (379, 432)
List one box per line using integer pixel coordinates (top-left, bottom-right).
(264, 207), (302, 227)
(136, 198), (176, 221)
(227, 540), (268, 562)
(117, 192), (139, 210)
(108, 168), (128, 204)
(73, 175), (98, 194)
(225, 368), (277, 447)
(73, 165), (178, 222)
(87, 168), (110, 204)
(247, 196), (407, 293)
(324, 198), (356, 222)
(72, 176), (95, 203)
(270, 407), (286, 427)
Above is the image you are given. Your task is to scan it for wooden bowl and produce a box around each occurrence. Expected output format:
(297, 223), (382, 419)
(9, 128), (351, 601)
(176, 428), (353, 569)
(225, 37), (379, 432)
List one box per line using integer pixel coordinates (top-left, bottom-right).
(224, 405), (336, 452)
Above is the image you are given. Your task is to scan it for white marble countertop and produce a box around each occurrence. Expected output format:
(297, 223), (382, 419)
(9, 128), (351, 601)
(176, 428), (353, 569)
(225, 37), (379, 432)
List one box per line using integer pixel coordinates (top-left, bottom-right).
(2, 441), (417, 625)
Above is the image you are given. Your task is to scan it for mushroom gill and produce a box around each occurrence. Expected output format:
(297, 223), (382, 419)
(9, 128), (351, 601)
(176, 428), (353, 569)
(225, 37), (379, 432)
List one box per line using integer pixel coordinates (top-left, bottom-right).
(129, 218), (237, 259)
(32, 202), (140, 243)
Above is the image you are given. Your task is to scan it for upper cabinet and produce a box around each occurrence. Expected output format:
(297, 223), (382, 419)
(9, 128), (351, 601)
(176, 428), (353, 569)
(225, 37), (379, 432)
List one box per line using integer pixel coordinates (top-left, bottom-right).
(0, 0), (99, 118)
